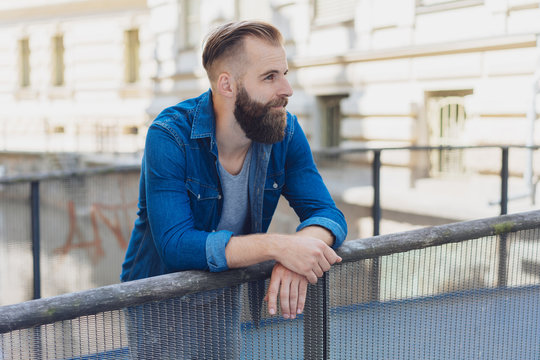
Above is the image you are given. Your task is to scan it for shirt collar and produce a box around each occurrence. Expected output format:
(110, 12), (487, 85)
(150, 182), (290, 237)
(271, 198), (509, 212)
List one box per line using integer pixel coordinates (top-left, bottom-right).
(190, 89), (216, 140)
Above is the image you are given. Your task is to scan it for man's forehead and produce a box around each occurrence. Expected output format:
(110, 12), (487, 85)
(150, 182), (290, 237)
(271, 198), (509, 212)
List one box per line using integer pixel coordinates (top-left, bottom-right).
(242, 37), (288, 73)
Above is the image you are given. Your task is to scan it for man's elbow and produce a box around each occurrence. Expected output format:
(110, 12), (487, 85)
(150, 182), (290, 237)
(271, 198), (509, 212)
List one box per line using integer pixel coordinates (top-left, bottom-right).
(160, 232), (209, 271)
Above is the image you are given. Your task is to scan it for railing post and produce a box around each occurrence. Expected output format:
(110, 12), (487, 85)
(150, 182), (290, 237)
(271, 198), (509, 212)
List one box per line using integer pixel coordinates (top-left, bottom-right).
(371, 150), (381, 302)
(372, 150), (381, 236)
(30, 181), (43, 359)
(498, 147), (509, 287)
(304, 272), (329, 360)
(500, 147), (509, 216)
(31, 181), (41, 300)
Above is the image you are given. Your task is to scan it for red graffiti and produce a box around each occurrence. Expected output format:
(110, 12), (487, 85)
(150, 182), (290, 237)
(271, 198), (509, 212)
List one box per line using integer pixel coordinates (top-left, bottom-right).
(54, 200), (136, 264)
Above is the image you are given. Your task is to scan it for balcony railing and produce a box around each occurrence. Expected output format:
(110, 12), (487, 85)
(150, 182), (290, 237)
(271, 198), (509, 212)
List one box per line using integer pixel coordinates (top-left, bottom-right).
(1, 145), (539, 358)
(0, 145), (538, 305)
(0, 210), (539, 359)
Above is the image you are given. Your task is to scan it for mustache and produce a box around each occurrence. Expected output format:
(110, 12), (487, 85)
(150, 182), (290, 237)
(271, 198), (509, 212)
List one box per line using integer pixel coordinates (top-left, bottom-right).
(267, 97), (288, 108)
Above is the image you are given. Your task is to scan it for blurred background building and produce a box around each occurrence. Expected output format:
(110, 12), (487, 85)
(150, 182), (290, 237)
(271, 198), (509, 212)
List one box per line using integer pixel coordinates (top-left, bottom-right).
(1, 0), (539, 160)
(3, 0), (540, 222)
(1, 0), (540, 304)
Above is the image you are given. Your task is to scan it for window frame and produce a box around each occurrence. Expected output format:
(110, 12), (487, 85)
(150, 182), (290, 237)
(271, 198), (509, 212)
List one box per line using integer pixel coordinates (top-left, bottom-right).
(52, 34), (65, 87)
(124, 28), (140, 84)
(312, 0), (356, 27)
(19, 38), (31, 88)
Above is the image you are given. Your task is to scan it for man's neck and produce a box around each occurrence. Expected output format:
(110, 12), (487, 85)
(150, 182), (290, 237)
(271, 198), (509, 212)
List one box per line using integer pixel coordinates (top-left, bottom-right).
(213, 92), (252, 174)
(216, 126), (252, 175)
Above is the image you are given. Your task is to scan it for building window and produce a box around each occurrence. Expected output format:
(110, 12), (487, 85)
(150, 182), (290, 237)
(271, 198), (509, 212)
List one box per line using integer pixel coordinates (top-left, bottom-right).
(125, 29), (140, 83)
(317, 95), (348, 148)
(19, 38), (30, 87)
(313, 0), (356, 26)
(52, 35), (64, 86)
(426, 91), (472, 174)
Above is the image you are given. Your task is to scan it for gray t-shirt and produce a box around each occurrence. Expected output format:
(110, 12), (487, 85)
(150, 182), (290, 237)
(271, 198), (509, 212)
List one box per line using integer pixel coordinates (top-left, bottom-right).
(216, 146), (252, 235)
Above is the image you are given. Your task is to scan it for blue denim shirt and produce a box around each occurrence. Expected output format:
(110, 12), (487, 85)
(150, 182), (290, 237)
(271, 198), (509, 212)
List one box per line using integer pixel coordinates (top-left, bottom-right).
(121, 90), (347, 281)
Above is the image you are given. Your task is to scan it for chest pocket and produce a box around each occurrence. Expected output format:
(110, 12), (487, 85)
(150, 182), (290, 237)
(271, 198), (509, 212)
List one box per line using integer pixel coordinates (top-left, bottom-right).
(262, 172), (285, 220)
(185, 179), (221, 230)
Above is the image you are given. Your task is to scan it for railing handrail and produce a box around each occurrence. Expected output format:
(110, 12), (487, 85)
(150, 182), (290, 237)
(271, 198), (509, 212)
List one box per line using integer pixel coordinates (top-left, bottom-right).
(1, 209), (538, 334)
(1, 144), (539, 184)
(0, 164), (140, 184)
(338, 209), (540, 261)
(312, 144), (540, 156)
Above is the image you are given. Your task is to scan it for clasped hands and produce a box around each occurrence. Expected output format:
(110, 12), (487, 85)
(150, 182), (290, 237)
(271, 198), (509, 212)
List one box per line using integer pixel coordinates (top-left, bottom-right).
(264, 235), (342, 320)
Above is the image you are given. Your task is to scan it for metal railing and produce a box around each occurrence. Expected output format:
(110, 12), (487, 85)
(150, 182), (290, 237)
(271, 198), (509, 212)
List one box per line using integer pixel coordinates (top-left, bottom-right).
(1, 210), (539, 359)
(0, 165), (141, 303)
(313, 144), (540, 299)
(1, 145), (538, 304)
(313, 144), (540, 232)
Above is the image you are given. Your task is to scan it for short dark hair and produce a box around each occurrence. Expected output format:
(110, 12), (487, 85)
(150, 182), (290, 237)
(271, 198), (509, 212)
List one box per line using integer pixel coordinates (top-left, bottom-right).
(202, 20), (284, 82)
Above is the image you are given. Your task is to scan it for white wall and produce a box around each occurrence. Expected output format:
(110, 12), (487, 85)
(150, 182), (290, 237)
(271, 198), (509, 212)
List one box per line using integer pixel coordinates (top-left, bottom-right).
(0, 0), (539, 172)
(0, 0), (151, 153)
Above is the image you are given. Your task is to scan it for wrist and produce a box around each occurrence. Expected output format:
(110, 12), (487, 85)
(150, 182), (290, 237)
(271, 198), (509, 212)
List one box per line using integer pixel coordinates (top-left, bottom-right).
(297, 226), (334, 247)
(265, 233), (286, 262)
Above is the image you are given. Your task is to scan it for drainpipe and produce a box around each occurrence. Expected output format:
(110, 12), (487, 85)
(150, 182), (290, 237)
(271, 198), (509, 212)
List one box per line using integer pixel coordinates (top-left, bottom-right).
(525, 34), (540, 205)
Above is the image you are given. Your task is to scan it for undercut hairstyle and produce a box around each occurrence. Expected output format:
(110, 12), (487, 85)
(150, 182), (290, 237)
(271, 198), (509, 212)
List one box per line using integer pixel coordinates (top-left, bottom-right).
(202, 20), (284, 83)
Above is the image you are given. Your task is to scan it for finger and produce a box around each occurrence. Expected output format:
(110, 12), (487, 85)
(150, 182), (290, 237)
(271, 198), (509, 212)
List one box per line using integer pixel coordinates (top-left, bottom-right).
(297, 279), (308, 315)
(313, 263), (324, 278)
(266, 275), (281, 316)
(289, 278), (299, 319)
(318, 257), (332, 272)
(323, 247), (341, 265)
(280, 278), (291, 319)
(306, 271), (318, 284)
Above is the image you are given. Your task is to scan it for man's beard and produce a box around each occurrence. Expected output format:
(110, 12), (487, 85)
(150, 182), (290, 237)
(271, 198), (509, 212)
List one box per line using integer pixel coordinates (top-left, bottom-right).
(234, 85), (288, 144)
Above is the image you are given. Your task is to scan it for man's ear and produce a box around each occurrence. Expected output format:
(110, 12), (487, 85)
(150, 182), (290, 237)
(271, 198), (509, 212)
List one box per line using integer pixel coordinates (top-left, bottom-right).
(216, 72), (235, 98)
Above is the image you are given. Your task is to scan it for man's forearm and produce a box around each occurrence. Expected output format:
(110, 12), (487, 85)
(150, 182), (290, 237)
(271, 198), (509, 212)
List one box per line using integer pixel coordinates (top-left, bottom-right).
(224, 233), (281, 269)
(225, 227), (334, 269)
(224, 227), (340, 284)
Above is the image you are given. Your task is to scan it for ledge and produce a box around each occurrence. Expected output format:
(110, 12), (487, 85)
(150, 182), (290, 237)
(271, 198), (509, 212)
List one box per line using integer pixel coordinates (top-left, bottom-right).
(290, 33), (538, 68)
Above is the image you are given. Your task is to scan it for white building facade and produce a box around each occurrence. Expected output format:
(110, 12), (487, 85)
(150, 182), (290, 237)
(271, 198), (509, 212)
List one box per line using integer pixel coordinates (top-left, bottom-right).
(0, 0), (153, 153)
(1, 0), (540, 176)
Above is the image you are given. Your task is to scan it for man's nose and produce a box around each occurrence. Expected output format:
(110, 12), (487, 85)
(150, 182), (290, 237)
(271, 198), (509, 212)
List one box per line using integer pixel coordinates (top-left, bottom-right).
(279, 77), (293, 97)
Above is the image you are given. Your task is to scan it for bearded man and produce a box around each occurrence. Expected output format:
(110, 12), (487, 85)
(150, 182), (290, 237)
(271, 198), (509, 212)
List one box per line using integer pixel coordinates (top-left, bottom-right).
(121, 20), (347, 358)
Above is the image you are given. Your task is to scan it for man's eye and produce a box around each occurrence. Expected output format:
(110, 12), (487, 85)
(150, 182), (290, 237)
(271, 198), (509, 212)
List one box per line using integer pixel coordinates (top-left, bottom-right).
(265, 74), (275, 81)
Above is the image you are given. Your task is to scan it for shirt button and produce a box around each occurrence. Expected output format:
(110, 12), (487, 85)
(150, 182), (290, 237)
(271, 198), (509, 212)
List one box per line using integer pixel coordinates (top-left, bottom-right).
(197, 194), (201, 199)
(273, 182), (278, 189)
(218, 194), (222, 200)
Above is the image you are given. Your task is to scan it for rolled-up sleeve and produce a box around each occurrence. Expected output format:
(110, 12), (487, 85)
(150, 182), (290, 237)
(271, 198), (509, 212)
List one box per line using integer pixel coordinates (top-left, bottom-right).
(205, 230), (234, 272)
